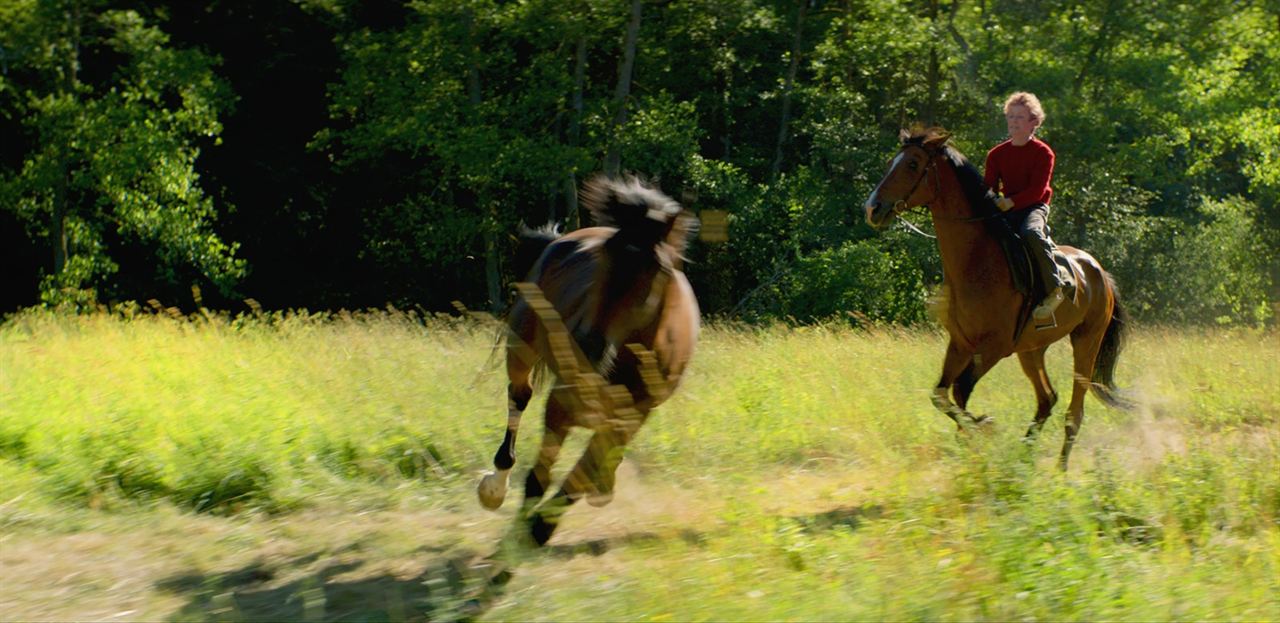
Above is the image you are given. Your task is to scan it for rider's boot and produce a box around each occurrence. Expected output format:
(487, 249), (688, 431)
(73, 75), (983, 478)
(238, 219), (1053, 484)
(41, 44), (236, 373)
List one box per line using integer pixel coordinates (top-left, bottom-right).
(1033, 286), (1064, 324)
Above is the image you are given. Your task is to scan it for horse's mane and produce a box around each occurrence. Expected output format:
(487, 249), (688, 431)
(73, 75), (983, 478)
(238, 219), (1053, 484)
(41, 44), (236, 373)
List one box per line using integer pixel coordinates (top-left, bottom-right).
(580, 174), (699, 258)
(904, 127), (1001, 218)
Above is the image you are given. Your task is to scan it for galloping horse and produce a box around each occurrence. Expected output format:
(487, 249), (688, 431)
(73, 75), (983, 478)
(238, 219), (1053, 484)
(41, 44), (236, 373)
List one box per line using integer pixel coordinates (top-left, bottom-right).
(864, 127), (1130, 469)
(478, 174), (700, 545)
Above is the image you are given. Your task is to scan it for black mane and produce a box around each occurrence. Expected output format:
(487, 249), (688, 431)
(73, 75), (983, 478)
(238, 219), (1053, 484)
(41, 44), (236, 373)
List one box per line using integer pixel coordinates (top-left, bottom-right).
(904, 127), (1001, 218)
(943, 147), (1001, 218)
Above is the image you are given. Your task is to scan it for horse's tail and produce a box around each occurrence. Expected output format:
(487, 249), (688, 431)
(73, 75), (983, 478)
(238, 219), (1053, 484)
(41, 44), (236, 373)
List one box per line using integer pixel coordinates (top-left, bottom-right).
(478, 223), (560, 382)
(514, 222), (561, 281)
(1091, 272), (1135, 410)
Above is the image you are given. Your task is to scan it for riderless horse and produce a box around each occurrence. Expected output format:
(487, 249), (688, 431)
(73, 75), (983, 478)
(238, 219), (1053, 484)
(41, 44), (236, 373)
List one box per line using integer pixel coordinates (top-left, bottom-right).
(478, 174), (700, 544)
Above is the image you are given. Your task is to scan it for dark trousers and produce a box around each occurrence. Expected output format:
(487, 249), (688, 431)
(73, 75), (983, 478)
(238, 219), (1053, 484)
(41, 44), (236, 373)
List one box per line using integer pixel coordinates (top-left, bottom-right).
(1003, 203), (1065, 292)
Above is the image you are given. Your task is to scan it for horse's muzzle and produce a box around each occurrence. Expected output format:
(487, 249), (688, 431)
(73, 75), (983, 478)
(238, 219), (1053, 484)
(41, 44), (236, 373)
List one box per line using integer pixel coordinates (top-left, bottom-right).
(864, 199), (892, 230)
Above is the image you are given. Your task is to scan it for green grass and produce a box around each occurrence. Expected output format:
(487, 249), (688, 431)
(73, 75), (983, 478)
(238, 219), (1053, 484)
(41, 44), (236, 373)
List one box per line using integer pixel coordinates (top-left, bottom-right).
(1, 310), (1277, 621)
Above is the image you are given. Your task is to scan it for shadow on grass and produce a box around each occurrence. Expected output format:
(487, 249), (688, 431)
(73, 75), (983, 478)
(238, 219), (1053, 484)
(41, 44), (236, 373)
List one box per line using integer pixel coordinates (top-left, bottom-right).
(543, 503), (884, 558)
(156, 546), (511, 623)
(545, 527), (708, 558)
(786, 503), (884, 533)
(155, 504), (882, 621)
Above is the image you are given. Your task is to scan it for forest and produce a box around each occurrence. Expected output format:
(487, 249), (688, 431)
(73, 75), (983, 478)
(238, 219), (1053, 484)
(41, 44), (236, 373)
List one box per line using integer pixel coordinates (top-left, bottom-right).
(2, 0), (1277, 325)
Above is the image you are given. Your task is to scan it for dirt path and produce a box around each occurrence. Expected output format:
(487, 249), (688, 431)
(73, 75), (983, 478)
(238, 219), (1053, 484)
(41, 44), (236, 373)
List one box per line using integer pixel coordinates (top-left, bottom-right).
(0, 460), (758, 622)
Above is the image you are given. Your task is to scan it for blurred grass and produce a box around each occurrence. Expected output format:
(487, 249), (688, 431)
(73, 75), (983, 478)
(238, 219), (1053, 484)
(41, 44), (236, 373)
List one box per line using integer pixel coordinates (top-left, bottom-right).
(0, 309), (1277, 620)
(0, 308), (503, 513)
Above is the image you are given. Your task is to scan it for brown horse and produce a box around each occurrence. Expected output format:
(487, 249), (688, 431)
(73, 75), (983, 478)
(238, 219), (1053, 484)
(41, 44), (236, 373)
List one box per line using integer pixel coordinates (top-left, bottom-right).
(864, 127), (1130, 469)
(477, 174), (700, 545)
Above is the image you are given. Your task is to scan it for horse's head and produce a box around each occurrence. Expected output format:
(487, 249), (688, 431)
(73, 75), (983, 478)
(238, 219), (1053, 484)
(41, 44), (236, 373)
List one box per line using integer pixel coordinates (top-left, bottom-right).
(864, 127), (952, 230)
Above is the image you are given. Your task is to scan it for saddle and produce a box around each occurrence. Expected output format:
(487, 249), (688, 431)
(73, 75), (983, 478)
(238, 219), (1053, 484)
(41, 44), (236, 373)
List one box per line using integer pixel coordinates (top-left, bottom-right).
(989, 217), (1077, 337)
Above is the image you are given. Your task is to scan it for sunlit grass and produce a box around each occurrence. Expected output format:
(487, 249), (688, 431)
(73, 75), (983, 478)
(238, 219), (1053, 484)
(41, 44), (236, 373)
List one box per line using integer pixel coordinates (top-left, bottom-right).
(0, 310), (1277, 620)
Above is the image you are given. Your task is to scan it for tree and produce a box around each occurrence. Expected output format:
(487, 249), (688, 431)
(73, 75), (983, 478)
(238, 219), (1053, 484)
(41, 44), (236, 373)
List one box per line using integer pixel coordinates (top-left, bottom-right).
(602, 0), (642, 178)
(318, 0), (601, 311)
(0, 0), (244, 306)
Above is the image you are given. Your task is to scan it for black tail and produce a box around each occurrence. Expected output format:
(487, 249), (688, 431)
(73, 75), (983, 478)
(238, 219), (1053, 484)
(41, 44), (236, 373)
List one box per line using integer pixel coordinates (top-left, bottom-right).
(513, 223), (560, 281)
(1092, 273), (1135, 410)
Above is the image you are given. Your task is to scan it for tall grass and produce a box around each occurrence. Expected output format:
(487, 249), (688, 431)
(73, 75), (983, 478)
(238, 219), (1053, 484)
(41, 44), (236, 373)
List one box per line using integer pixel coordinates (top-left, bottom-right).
(0, 309), (501, 511)
(1, 310), (1277, 619)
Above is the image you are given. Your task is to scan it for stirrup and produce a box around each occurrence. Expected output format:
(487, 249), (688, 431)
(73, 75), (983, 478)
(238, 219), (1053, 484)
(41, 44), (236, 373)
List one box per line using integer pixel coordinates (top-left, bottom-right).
(1032, 288), (1064, 329)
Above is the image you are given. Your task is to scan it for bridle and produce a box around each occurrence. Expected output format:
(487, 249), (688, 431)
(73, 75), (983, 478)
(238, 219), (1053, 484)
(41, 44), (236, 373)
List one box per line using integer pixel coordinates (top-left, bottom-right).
(892, 145), (940, 214)
(888, 144), (942, 238)
(886, 143), (1004, 239)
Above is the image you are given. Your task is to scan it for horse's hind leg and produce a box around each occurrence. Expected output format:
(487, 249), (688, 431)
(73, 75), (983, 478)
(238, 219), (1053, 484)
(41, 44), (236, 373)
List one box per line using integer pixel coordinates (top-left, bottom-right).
(1017, 347), (1058, 440)
(523, 395), (571, 546)
(1060, 328), (1104, 470)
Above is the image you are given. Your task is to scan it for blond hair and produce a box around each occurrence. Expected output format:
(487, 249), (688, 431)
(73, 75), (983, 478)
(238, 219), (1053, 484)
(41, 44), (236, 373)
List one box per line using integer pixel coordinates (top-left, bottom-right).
(1003, 91), (1045, 125)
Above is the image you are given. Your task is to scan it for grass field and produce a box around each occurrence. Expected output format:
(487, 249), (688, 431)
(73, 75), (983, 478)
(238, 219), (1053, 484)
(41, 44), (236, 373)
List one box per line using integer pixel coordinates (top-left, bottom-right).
(1, 309), (1277, 621)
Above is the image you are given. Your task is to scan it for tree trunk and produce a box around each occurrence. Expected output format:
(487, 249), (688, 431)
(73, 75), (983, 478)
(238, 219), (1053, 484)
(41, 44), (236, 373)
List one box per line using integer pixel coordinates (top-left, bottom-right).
(923, 0), (940, 126)
(946, 0), (978, 96)
(1074, 0), (1118, 98)
(463, 10), (504, 313)
(485, 204), (502, 312)
(603, 0), (642, 178)
(53, 173), (68, 276)
(52, 0), (82, 278)
(566, 35), (587, 229)
(770, 0), (807, 181)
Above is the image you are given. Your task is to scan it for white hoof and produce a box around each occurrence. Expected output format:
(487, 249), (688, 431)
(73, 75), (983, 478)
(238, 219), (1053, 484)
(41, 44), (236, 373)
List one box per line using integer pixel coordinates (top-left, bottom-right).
(587, 491), (614, 507)
(477, 470), (509, 510)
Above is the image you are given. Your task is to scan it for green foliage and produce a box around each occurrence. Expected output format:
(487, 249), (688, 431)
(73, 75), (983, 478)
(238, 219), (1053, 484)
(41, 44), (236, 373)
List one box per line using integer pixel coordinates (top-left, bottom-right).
(1, 0), (1275, 323)
(782, 237), (928, 325)
(0, 2), (244, 306)
(615, 92), (702, 180)
(1114, 196), (1274, 326)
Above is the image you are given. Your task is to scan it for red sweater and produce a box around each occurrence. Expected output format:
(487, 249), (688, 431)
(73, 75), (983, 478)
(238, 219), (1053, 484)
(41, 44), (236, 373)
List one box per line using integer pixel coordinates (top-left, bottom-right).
(983, 137), (1055, 210)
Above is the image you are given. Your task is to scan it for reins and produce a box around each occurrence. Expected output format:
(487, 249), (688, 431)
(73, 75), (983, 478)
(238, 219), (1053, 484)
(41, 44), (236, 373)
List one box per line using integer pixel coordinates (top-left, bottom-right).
(895, 208), (937, 239)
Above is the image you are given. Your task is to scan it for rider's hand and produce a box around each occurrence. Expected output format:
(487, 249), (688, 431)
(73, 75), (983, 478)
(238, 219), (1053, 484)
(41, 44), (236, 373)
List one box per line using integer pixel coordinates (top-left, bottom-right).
(997, 197), (1015, 212)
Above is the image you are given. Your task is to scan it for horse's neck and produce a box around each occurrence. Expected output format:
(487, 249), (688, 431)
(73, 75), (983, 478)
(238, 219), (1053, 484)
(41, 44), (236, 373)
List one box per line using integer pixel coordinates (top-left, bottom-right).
(929, 177), (1009, 296)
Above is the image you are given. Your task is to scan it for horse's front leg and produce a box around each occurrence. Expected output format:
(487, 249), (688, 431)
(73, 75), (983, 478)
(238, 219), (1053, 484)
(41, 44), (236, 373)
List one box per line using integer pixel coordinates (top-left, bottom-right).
(578, 405), (649, 507)
(932, 339), (996, 429)
(478, 356), (535, 510)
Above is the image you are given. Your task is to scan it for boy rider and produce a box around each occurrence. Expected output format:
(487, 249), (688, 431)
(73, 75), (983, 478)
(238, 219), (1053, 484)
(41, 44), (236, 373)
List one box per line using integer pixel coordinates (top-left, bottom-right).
(984, 91), (1066, 322)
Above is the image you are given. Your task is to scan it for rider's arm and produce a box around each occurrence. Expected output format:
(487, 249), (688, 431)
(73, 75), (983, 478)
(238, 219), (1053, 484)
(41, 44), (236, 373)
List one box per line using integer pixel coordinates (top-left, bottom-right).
(983, 148), (1001, 193)
(984, 148), (1015, 211)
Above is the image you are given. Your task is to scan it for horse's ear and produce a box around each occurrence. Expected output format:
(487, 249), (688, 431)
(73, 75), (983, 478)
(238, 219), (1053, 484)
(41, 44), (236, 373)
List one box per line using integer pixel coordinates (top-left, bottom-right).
(925, 130), (952, 148)
(898, 128), (911, 144)
(665, 209), (699, 258)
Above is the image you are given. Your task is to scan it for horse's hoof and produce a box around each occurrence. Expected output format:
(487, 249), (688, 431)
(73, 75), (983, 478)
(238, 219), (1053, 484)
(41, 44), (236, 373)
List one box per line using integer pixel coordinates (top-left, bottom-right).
(529, 512), (557, 546)
(587, 491), (614, 507)
(477, 471), (508, 510)
(969, 414), (995, 427)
